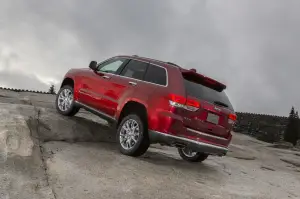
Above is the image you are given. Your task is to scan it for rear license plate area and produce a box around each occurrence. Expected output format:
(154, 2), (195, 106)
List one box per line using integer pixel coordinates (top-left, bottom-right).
(206, 113), (219, 124)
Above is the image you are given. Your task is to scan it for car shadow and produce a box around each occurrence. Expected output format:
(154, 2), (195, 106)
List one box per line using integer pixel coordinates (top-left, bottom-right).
(139, 150), (220, 174)
(74, 141), (220, 175)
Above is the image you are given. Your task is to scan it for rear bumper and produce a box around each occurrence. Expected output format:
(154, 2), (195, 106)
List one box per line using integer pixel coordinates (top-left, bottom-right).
(149, 130), (228, 156)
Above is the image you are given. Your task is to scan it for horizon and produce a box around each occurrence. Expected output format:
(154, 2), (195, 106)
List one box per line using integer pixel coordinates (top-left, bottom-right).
(0, 86), (295, 118)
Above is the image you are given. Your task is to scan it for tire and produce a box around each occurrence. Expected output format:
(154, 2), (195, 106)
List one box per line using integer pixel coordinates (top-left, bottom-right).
(178, 148), (209, 162)
(55, 85), (79, 116)
(117, 114), (150, 157)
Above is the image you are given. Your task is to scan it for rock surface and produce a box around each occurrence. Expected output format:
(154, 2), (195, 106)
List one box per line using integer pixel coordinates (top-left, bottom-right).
(272, 141), (294, 149)
(0, 104), (55, 199)
(0, 89), (300, 199)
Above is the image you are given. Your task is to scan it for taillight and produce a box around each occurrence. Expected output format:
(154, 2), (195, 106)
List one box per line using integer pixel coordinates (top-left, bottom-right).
(168, 94), (200, 111)
(228, 113), (237, 124)
(169, 94), (186, 104)
(186, 98), (200, 108)
(185, 98), (200, 111)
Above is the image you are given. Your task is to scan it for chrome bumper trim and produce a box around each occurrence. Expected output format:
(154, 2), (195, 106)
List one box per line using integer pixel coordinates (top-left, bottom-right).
(150, 130), (228, 154)
(186, 127), (228, 141)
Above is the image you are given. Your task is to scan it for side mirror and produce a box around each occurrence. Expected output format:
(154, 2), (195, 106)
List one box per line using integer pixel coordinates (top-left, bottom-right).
(89, 61), (97, 71)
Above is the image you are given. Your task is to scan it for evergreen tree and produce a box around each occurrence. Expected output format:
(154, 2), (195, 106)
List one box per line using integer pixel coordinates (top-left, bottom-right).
(295, 111), (299, 119)
(48, 84), (56, 95)
(295, 111), (300, 144)
(284, 107), (299, 145)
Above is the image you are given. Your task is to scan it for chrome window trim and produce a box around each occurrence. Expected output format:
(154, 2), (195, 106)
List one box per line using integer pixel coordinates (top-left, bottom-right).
(144, 62), (168, 87)
(95, 56), (169, 88)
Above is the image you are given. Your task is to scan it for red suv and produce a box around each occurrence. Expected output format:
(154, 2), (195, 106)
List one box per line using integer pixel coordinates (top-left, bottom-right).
(55, 55), (236, 162)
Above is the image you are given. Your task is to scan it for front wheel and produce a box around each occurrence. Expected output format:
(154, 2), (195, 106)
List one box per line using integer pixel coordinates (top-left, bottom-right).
(55, 85), (79, 116)
(178, 148), (209, 162)
(117, 114), (149, 157)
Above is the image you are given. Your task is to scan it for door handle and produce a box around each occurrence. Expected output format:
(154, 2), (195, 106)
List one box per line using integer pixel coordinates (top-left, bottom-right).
(102, 75), (110, 79)
(128, 81), (137, 86)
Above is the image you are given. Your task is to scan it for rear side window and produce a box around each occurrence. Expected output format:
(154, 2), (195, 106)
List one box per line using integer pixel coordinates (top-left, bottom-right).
(184, 78), (234, 110)
(120, 60), (148, 80)
(144, 64), (167, 86)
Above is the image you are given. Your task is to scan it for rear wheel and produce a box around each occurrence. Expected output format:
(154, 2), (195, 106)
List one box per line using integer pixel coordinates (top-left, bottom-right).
(117, 114), (150, 157)
(178, 147), (208, 162)
(55, 85), (79, 116)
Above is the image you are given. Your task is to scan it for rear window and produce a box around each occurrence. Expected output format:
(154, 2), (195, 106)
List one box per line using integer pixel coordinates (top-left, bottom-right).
(184, 79), (234, 110)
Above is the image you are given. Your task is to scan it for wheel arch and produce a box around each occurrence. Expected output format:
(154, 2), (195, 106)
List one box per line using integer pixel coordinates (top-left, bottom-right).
(117, 100), (148, 128)
(59, 76), (81, 100)
(60, 77), (75, 88)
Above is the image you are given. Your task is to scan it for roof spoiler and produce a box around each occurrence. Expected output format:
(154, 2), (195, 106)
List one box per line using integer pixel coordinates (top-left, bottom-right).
(181, 68), (226, 92)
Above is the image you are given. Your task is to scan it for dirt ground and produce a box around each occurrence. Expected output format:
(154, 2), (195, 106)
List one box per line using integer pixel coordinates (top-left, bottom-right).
(0, 89), (299, 199)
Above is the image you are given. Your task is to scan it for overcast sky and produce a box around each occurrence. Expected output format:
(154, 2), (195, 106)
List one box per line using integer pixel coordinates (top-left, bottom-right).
(0, 0), (299, 116)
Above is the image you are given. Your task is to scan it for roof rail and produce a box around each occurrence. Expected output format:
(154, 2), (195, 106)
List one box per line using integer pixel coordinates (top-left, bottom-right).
(166, 62), (179, 67)
(130, 55), (179, 68)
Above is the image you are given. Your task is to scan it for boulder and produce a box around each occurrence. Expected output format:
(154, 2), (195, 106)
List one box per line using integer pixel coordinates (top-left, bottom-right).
(0, 103), (55, 199)
(0, 106), (34, 163)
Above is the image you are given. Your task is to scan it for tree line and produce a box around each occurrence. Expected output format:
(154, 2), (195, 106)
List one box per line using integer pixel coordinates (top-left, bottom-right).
(284, 107), (300, 145)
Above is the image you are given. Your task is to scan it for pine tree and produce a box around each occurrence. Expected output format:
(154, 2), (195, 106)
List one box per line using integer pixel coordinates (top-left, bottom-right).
(284, 107), (299, 145)
(295, 111), (300, 144)
(48, 84), (56, 95)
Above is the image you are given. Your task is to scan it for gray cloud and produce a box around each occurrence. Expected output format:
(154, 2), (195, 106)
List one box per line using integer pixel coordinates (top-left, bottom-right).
(0, 0), (299, 116)
(0, 69), (50, 91)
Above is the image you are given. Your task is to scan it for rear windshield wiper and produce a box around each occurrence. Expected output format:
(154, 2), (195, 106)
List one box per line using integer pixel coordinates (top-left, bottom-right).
(213, 101), (228, 108)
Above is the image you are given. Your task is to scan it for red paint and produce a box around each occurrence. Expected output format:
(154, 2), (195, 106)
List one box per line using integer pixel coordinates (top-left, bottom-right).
(61, 55), (236, 150)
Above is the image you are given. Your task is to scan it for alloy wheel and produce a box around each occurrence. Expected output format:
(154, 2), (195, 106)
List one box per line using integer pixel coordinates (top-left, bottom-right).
(119, 119), (140, 150)
(57, 88), (74, 112)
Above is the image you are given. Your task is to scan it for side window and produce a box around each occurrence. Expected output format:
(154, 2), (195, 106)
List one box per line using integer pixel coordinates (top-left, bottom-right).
(97, 58), (126, 74)
(144, 64), (167, 86)
(120, 60), (148, 80)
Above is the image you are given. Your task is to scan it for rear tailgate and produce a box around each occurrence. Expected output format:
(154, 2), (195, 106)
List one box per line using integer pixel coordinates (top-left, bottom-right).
(180, 70), (235, 138)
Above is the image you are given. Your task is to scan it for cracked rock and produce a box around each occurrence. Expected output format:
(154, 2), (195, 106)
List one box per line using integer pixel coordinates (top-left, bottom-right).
(0, 103), (55, 199)
(26, 108), (116, 143)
